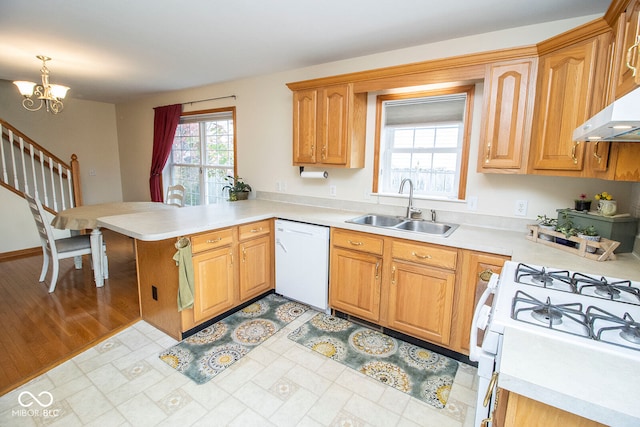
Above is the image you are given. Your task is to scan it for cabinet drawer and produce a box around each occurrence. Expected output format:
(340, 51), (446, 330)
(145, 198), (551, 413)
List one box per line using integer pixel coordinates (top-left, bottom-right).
(391, 240), (457, 270)
(191, 228), (234, 253)
(332, 229), (383, 255)
(238, 219), (271, 241)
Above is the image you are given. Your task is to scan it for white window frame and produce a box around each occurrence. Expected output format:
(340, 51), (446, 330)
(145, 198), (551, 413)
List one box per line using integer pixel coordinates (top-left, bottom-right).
(166, 107), (236, 206)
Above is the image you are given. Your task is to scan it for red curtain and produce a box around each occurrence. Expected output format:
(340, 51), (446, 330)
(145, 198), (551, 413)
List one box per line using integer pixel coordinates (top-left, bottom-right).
(149, 104), (182, 202)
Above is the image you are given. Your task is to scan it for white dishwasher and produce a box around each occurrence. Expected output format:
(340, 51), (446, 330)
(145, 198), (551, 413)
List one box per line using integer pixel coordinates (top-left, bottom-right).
(275, 219), (330, 312)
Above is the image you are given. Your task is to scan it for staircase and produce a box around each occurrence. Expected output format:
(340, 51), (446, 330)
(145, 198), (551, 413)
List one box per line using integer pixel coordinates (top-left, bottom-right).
(0, 118), (82, 215)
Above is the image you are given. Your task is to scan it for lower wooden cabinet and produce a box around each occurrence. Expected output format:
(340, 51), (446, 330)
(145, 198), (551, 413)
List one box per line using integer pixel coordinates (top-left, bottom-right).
(329, 246), (382, 322)
(329, 229), (502, 352)
(387, 260), (455, 345)
(192, 245), (236, 323)
(239, 234), (273, 301)
(449, 250), (508, 355)
(499, 391), (606, 427)
(136, 220), (274, 340)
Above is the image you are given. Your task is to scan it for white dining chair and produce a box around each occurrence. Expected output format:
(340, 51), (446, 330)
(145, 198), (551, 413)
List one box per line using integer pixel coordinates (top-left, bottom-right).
(166, 184), (185, 207)
(25, 193), (109, 293)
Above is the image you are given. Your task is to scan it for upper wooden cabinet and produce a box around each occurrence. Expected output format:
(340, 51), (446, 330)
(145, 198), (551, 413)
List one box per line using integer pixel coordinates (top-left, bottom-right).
(528, 32), (610, 175)
(478, 58), (537, 173)
(292, 83), (367, 168)
(612, 0), (640, 98)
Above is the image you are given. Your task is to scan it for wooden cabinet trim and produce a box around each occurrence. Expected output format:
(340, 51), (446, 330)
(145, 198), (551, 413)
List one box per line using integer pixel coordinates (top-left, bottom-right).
(191, 228), (234, 253)
(238, 219), (272, 241)
(391, 239), (457, 270)
(332, 228), (384, 255)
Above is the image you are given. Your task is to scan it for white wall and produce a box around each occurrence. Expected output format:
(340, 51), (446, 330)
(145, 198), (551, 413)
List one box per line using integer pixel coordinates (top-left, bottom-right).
(115, 15), (637, 221)
(0, 80), (122, 252)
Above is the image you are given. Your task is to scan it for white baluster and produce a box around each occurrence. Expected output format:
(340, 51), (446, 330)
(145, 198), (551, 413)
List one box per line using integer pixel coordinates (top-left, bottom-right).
(49, 156), (57, 211)
(29, 144), (37, 198)
(66, 168), (75, 208)
(19, 137), (28, 195)
(0, 124), (8, 184)
(39, 150), (49, 207)
(58, 161), (65, 211)
(9, 130), (19, 189)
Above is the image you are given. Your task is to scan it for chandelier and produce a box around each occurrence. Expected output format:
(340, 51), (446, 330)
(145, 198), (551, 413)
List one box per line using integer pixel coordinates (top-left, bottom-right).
(13, 55), (70, 114)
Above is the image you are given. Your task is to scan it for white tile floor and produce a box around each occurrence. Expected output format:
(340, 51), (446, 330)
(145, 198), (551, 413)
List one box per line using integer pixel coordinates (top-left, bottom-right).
(0, 310), (478, 427)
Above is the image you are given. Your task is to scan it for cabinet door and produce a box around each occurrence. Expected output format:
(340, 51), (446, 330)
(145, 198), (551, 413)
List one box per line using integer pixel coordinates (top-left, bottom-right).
(239, 235), (273, 301)
(450, 251), (508, 355)
(293, 89), (318, 164)
(479, 59), (536, 171)
(319, 85), (349, 165)
(530, 36), (604, 172)
(614, 0), (640, 98)
(387, 260), (456, 345)
(329, 247), (382, 322)
(502, 392), (606, 427)
(192, 246), (236, 323)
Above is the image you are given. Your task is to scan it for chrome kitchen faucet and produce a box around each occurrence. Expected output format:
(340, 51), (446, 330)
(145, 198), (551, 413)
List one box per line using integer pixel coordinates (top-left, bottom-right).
(398, 178), (422, 219)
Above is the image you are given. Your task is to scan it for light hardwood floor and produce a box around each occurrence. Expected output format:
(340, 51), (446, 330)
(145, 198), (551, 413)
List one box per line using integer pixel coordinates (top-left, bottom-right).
(0, 230), (140, 395)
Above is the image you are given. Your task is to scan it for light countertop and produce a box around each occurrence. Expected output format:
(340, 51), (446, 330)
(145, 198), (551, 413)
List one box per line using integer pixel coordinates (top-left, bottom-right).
(97, 199), (640, 281)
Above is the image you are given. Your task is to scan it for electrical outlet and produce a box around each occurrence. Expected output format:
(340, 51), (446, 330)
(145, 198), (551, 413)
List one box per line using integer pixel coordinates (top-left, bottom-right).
(467, 196), (478, 211)
(275, 181), (281, 192)
(89, 169), (96, 176)
(281, 181), (287, 192)
(329, 185), (337, 197)
(515, 199), (528, 216)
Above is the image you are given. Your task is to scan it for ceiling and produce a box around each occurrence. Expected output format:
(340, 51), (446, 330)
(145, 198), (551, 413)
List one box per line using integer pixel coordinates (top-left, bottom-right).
(0, 0), (609, 104)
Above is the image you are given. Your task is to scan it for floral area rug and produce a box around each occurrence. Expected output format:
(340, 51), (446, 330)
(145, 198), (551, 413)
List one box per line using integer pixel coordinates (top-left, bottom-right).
(159, 293), (308, 384)
(288, 313), (459, 409)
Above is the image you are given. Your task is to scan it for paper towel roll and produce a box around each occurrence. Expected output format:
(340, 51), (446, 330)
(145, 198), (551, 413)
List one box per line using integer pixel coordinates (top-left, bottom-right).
(300, 171), (328, 179)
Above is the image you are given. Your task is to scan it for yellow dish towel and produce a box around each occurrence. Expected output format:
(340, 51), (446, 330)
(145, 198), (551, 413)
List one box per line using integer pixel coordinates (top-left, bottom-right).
(173, 237), (195, 311)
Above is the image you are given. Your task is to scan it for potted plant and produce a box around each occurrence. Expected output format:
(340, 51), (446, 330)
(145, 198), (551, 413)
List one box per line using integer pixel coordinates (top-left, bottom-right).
(594, 191), (617, 216)
(577, 225), (600, 254)
(554, 214), (578, 248)
(536, 215), (557, 242)
(222, 175), (252, 201)
(574, 193), (591, 212)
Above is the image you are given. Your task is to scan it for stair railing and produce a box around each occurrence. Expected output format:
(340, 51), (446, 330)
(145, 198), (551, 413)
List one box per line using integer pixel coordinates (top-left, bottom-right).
(0, 118), (82, 214)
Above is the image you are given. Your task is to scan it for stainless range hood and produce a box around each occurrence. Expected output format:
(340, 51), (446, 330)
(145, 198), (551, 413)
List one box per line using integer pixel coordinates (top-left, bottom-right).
(573, 87), (640, 142)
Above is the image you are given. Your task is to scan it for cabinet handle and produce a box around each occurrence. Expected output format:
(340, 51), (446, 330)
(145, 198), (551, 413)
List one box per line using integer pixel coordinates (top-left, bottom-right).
(206, 237), (222, 244)
(310, 143), (315, 156)
(412, 251), (432, 260)
(571, 141), (580, 164)
(348, 240), (363, 246)
(479, 269), (494, 282)
(376, 262), (381, 280)
(592, 140), (602, 164)
(242, 246), (246, 262)
(391, 265), (396, 284)
(230, 251), (234, 265)
(485, 142), (491, 164)
(321, 145), (327, 160)
(250, 227), (263, 233)
(626, 34), (639, 77)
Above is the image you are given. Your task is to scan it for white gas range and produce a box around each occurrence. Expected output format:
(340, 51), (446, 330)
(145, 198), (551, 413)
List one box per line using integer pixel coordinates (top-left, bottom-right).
(470, 261), (640, 427)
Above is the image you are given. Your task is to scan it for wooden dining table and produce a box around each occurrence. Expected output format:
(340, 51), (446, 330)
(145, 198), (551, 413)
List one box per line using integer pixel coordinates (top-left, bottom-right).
(52, 201), (177, 287)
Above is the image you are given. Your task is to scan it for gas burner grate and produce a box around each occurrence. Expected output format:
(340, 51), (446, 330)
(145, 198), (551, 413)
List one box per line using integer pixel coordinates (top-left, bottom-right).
(587, 306), (640, 350)
(574, 273), (640, 304)
(511, 290), (590, 337)
(515, 263), (577, 293)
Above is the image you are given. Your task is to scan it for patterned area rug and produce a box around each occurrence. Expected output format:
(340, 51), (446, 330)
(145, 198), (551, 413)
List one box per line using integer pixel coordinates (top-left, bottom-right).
(288, 313), (459, 409)
(159, 294), (308, 384)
